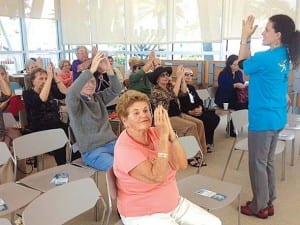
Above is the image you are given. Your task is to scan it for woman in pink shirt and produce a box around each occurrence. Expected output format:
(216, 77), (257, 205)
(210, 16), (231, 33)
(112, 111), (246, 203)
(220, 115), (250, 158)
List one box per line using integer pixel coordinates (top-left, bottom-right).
(58, 60), (73, 88)
(114, 90), (221, 225)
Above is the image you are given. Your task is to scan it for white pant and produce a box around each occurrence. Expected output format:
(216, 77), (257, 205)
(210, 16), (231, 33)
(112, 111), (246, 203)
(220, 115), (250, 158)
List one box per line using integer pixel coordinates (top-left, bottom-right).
(121, 197), (221, 225)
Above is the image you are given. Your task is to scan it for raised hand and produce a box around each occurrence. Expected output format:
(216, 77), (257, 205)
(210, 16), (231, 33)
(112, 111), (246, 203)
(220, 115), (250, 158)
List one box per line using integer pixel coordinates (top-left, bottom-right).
(90, 52), (104, 74)
(242, 15), (258, 40)
(154, 105), (169, 139)
(47, 63), (54, 81)
(176, 64), (185, 80)
(99, 55), (113, 74)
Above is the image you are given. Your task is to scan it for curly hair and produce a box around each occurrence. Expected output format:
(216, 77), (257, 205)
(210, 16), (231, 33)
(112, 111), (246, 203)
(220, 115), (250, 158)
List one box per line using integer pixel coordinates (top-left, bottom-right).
(116, 90), (149, 119)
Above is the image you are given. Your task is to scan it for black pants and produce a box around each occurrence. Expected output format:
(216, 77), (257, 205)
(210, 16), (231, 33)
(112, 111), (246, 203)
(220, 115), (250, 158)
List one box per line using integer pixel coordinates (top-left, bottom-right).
(193, 111), (220, 144)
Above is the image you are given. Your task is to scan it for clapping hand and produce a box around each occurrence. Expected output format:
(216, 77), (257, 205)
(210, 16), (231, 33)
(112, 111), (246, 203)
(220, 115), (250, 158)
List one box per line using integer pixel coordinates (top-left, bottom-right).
(154, 105), (169, 140)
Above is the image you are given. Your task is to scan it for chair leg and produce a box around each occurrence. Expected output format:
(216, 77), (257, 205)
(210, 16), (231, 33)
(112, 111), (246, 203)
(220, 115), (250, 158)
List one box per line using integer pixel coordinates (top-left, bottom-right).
(236, 152), (244, 170)
(281, 148), (286, 181)
(291, 139), (295, 166)
(221, 146), (235, 180)
(99, 195), (107, 225)
(237, 193), (241, 225)
(94, 172), (100, 221)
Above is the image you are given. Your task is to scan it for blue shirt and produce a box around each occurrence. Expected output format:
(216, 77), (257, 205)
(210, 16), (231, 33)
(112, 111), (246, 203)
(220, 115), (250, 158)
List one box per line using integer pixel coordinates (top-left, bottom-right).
(244, 47), (289, 131)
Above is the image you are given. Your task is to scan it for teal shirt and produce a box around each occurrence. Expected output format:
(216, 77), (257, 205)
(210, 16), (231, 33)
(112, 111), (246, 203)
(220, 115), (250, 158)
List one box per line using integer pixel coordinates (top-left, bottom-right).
(244, 47), (289, 131)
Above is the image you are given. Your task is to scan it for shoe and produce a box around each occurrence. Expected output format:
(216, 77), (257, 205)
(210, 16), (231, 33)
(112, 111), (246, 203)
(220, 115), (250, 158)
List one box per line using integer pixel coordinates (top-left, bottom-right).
(241, 204), (268, 219)
(246, 201), (274, 216)
(195, 157), (207, 166)
(207, 146), (213, 153)
(187, 158), (200, 167)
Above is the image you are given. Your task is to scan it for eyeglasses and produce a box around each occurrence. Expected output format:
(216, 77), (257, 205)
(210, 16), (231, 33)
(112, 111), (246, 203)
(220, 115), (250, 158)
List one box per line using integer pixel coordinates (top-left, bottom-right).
(160, 72), (171, 77)
(184, 72), (193, 77)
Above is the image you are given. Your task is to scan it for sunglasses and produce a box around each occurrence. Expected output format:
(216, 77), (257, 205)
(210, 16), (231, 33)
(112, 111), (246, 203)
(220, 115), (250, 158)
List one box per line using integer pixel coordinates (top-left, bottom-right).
(160, 72), (171, 77)
(184, 72), (193, 77)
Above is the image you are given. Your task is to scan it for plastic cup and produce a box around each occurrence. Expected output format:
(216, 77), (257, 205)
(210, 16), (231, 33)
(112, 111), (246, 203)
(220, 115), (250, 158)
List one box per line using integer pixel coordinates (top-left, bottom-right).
(223, 103), (229, 110)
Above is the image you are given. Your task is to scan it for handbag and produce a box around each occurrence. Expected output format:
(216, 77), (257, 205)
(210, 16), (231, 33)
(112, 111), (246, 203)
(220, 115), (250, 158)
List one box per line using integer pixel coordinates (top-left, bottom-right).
(236, 87), (248, 103)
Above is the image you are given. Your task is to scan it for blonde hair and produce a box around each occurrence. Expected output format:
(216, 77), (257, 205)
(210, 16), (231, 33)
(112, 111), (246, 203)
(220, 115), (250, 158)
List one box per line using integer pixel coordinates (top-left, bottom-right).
(116, 90), (149, 119)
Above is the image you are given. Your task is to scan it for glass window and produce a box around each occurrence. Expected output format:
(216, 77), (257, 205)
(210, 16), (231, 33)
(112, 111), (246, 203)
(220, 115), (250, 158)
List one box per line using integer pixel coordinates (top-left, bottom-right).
(26, 18), (58, 51)
(0, 17), (22, 51)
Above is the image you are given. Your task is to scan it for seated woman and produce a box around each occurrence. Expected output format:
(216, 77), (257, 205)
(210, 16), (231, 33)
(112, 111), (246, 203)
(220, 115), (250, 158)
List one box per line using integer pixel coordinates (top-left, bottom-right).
(0, 69), (25, 183)
(149, 65), (207, 167)
(114, 90), (221, 225)
(0, 65), (25, 119)
(215, 54), (248, 110)
(66, 52), (122, 171)
(23, 64), (68, 165)
(58, 60), (73, 88)
(179, 68), (220, 152)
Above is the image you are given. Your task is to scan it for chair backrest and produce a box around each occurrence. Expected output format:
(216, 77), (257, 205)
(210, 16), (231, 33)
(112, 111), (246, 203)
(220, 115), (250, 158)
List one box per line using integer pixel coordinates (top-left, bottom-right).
(207, 86), (217, 98)
(106, 168), (117, 201)
(18, 109), (28, 128)
(196, 89), (210, 100)
(105, 168), (119, 225)
(230, 109), (248, 135)
(0, 142), (15, 165)
(178, 136), (203, 173)
(22, 178), (100, 225)
(13, 128), (68, 160)
(3, 112), (17, 128)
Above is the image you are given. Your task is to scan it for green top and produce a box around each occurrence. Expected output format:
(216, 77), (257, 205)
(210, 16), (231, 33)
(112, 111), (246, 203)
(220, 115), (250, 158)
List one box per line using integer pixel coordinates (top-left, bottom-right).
(128, 69), (152, 97)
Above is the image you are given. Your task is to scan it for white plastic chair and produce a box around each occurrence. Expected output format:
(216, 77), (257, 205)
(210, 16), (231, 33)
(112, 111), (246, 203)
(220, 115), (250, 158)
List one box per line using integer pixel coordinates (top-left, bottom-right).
(196, 89), (210, 108)
(22, 177), (106, 225)
(178, 136), (203, 174)
(221, 109), (287, 181)
(0, 142), (40, 222)
(0, 218), (12, 225)
(177, 136), (242, 225)
(13, 129), (95, 192)
(3, 113), (18, 128)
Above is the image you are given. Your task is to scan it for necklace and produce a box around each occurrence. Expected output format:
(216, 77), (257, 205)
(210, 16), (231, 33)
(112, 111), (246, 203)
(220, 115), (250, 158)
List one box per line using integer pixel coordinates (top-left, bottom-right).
(126, 130), (152, 146)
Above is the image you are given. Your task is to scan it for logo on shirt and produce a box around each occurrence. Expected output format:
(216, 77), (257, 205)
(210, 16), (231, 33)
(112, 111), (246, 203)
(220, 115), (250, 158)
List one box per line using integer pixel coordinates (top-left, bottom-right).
(278, 60), (287, 73)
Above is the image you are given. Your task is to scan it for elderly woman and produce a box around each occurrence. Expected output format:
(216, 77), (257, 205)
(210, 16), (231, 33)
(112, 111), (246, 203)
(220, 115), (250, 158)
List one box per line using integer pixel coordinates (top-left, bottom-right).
(58, 59), (73, 88)
(179, 68), (220, 152)
(23, 64), (68, 165)
(149, 65), (207, 167)
(66, 52), (122, 171)
(114, 90), (221, 225)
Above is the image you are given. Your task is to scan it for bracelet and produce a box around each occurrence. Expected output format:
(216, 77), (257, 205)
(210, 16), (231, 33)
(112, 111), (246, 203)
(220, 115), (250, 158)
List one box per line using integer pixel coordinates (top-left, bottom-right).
(240, 40), (251, 45)
(157, 152), (169, 159)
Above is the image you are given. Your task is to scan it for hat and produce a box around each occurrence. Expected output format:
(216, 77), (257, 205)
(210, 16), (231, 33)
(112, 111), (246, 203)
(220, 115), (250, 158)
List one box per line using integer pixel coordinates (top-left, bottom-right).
(148, 66), (172, 85)
(132, 59), (145, 67)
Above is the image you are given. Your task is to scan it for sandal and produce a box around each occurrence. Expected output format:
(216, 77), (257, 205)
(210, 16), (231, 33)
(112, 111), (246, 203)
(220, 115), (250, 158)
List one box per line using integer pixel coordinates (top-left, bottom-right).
(195, 157), (207, 166)
(187, 158), (200, 167)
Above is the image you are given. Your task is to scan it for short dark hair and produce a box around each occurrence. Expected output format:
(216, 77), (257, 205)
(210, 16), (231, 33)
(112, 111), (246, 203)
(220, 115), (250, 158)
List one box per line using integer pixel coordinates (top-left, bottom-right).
(30, 67), (47, 86)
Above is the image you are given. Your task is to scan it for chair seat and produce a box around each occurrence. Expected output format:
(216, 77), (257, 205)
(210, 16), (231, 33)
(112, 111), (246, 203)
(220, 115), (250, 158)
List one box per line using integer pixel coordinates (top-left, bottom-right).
(18, 164), (95, 192)
(234, 138), (248, 151)
(279, 130), (295, 141)
(0, 218), (12, 225)
(0, 182), (40, 216)
(177, 174), (242, 211)
(234, 138), (286, 154)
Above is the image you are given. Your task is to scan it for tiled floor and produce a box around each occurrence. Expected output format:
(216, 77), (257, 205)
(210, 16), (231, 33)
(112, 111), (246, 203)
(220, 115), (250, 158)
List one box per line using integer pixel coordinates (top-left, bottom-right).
(4, 113), (300, 225)
(67, 114), (300, 225)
